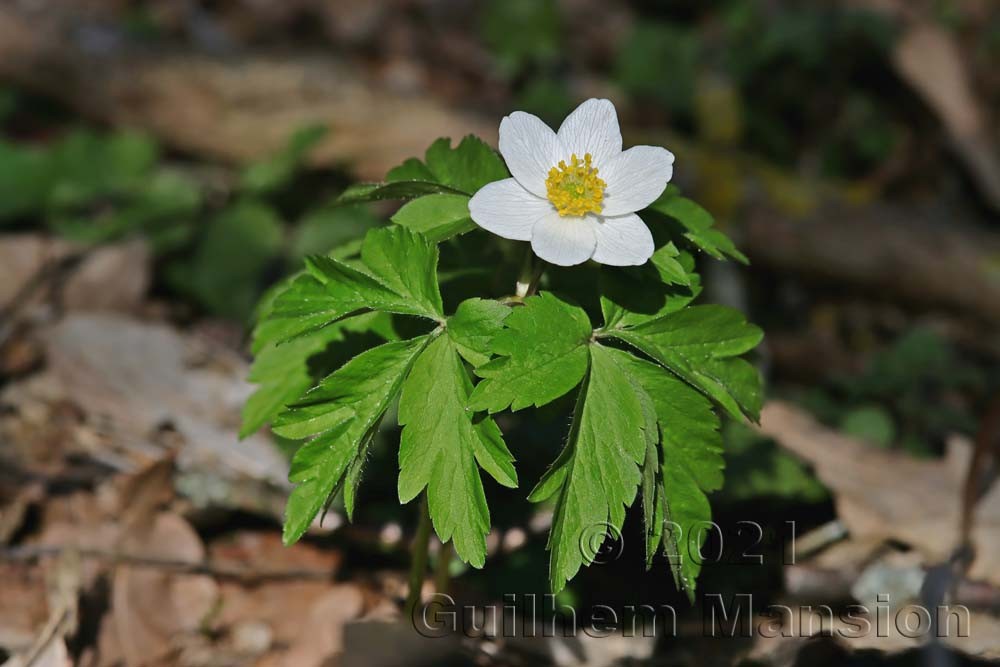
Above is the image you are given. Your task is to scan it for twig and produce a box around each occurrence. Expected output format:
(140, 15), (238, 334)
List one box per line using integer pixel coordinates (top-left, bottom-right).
(0, 544), (336, 582)
(960, 394), (1000, 545)
(11, 550), (81, 667)
(785, 519), (848, 563)
(0, 249), (90, 348)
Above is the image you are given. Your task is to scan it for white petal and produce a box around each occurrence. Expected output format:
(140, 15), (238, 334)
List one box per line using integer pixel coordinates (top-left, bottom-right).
(591, 213), (654, 266)
(557, 98), (622, 168)
(499, 112), (562, 198)
(469, 178), (554, 241)
(530, 212), (597, 266)
(599, 146), (675, 217)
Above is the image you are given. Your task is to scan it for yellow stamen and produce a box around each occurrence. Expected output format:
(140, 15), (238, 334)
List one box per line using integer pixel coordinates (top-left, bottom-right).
(545, 153), (606, 217)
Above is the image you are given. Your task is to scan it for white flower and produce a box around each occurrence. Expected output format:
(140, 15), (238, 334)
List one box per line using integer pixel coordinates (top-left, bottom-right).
(468, 98), (674, 267)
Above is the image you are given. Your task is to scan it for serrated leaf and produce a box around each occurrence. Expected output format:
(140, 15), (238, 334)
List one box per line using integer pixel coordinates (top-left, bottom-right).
(649, 188), (748, 264)
(275, 336), (430, 544)
(469, 292), (591, 413)
(601, 347), (721, 590)
(384, 135), (508, 196)
(627, 306), (761, 358)
(470, 413), (518, 489)
(700, 357), (764, 424)
(639, 394), (662, 570)
(262, 227), (444, 345)
(599, 251), (701, 330)
(529, 344), (650, 593)
(620, 354), (725, 492)
(336, 180), (467, 205)
(660, 462), (711, 604)
(447, 298), (511, 367)
(386, 158), (435, 182)
(241, 324), (345, 438)
(241, 312), (396, 437)
(255, 271), (366, 347)
(641, 447), (662, 569)
(610, 305), (764, 421)
(423, 136), (509, 194)
(398, 334), (516, 567)
(649, 242), (693, 286)
(360, 226), (444, 318)
(391, 193), (475, 241)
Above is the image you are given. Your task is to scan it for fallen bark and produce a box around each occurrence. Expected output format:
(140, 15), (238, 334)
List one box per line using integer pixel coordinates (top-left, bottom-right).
(757, 401), (1000, 588)
(0, 5), (493, 181)
(740, 201), (1000, 325)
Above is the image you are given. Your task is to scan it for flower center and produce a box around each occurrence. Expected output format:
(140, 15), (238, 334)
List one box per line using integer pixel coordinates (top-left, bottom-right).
(545, 153), (606, 217)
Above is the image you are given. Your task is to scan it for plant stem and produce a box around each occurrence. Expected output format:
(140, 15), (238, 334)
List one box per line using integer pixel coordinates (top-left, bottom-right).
(433, 541), (453, 595)
(515, 247), (534, 298)
(515, 246), (547, 298)
(525, 260), (546, 297)
(404, 494), (432, 618)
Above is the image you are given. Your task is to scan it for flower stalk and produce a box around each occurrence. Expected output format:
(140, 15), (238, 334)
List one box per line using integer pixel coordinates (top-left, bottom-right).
(404, 493), (433, 618)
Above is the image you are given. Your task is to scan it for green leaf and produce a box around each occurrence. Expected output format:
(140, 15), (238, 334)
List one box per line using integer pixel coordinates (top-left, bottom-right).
(274, 336), (430, 544)
(422, 136), (509, 194)
(641, 439), (664, 570)
(469, 292), (591, 413)
(51, 167), (201, 248)
(609, 305), (764, 421)
(391, 193), (475, 241)
(649, 188), (748, 264)
(621, 355), (724, 492)
(342, 136), (506, 205)
(254, 271), (362, 349)
(480, 0), (561, 74)
(386, 135), (508, 193)
(242, 325), (346, 438)
(529, 344), (650, 593)
(447, 298), (511, 367)
(262, 227), (444, 345)
(649, 242), (693, 286)
(386, 158), (435, 182)
(47, 129), (158, 210)
(169, 200), (283, 320)
(241, 312), (395, 438)
(241, 125), (327, 195)
(335, 180), (467, 205)
(635, 375), (663, 570)
(615, 23), (699, 114)
(660, 458), (711, 603)
(625, 305), (747, 359)
(291, 204), (379, 261)
(602, 348), (721, 595)
(0, 141), (52, 220)
(701, 357), (764, 423)
(599, 250), (701, 330)
(359, 226), (444, 318)
(398, 334), (516, 567)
